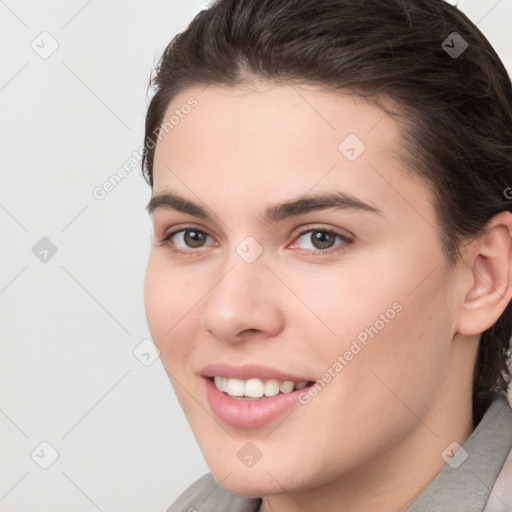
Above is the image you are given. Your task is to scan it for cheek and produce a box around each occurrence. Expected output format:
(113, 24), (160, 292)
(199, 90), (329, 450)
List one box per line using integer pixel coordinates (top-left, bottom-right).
(327, 265), (454, 428)
(294, 242), (454, 399)
(144, 260), (205, 417)
(292, 273), (455, 472)
(276, 258), (400, 344)
(144, 257), (198, 360)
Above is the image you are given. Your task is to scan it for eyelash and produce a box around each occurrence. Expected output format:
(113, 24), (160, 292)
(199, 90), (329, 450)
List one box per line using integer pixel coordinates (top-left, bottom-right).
(157, 225), (354, 258)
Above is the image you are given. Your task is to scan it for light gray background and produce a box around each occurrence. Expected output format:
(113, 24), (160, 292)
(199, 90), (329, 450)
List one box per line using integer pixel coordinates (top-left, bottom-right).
(0, 1), (511, 511)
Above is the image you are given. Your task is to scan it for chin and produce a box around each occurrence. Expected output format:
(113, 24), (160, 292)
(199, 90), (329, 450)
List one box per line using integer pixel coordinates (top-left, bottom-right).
(212, 471), (282, 499)
(207, 454), (312, 498)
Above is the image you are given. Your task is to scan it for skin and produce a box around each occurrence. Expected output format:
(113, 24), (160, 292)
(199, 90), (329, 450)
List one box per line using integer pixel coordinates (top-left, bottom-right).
(144, 82), (512, 512)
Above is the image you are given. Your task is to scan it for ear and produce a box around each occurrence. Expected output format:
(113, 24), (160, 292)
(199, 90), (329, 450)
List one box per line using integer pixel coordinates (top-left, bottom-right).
(456, 212), (512, 336)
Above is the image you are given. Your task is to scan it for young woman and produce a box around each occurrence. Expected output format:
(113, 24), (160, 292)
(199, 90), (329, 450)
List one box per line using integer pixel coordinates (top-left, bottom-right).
(142, 1), (512, 510)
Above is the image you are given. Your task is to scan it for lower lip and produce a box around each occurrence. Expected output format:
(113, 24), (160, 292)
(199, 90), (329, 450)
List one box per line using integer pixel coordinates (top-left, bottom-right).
(204, 377), (313, 429)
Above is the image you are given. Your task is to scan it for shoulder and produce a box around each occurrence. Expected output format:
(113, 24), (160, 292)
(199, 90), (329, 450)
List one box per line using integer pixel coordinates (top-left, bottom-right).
(166, 473), (261, 512)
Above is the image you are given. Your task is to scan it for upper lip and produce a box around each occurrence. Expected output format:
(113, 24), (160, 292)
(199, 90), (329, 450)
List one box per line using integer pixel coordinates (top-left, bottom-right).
(201, 363), (314, 383)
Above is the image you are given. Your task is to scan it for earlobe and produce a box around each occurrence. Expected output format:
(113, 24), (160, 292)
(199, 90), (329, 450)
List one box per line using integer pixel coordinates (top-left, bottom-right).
(456, 212), (512, 336)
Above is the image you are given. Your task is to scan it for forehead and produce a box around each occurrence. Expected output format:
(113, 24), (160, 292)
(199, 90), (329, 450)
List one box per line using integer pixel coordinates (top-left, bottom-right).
(155, 82), (400, 166)
(151, 83), (432, 226)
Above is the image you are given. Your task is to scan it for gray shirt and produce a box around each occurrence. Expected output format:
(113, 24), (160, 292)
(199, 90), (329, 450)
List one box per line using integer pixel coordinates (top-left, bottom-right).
(167, 394), (512, 512)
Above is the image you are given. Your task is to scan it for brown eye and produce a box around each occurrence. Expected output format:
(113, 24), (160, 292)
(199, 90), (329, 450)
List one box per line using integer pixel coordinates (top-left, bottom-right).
(310, 231), (336, 250)
(181, 230), (208, 248)
(293, 229), (351, 253)
(161, 228), (213, 252)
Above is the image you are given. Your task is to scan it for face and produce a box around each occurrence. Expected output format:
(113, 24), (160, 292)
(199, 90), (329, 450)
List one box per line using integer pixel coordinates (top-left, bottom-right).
(144, 83), (464, 497)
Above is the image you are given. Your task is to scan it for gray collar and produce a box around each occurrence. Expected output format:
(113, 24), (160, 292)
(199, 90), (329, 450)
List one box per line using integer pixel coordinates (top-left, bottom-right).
(406, 394), (512, 511)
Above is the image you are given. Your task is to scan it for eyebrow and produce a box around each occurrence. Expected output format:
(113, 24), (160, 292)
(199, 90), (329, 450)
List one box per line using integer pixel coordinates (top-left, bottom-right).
(146, 190), (383, 224)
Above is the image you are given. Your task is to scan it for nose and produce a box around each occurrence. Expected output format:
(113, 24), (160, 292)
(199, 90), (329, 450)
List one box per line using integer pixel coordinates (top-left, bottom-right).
(199, 253), (284, 343)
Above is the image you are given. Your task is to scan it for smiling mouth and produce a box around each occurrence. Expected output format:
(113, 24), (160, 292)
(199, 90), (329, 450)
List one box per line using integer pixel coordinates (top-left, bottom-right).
(210, 376), (314, 400)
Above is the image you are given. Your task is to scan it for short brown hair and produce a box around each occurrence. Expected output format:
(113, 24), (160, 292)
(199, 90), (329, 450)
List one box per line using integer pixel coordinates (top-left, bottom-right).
(142, 0), (512, 402)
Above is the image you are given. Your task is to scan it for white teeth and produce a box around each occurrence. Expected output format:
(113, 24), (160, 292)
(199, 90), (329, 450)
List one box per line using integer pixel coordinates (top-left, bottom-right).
(213, 376), (310, 397)
(279, 381), (295, 393)
(264, 379), (280, 397)
(226, 378), (245, 397)
(245, 378), (265, 397)
(214, 376), (228, 393)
